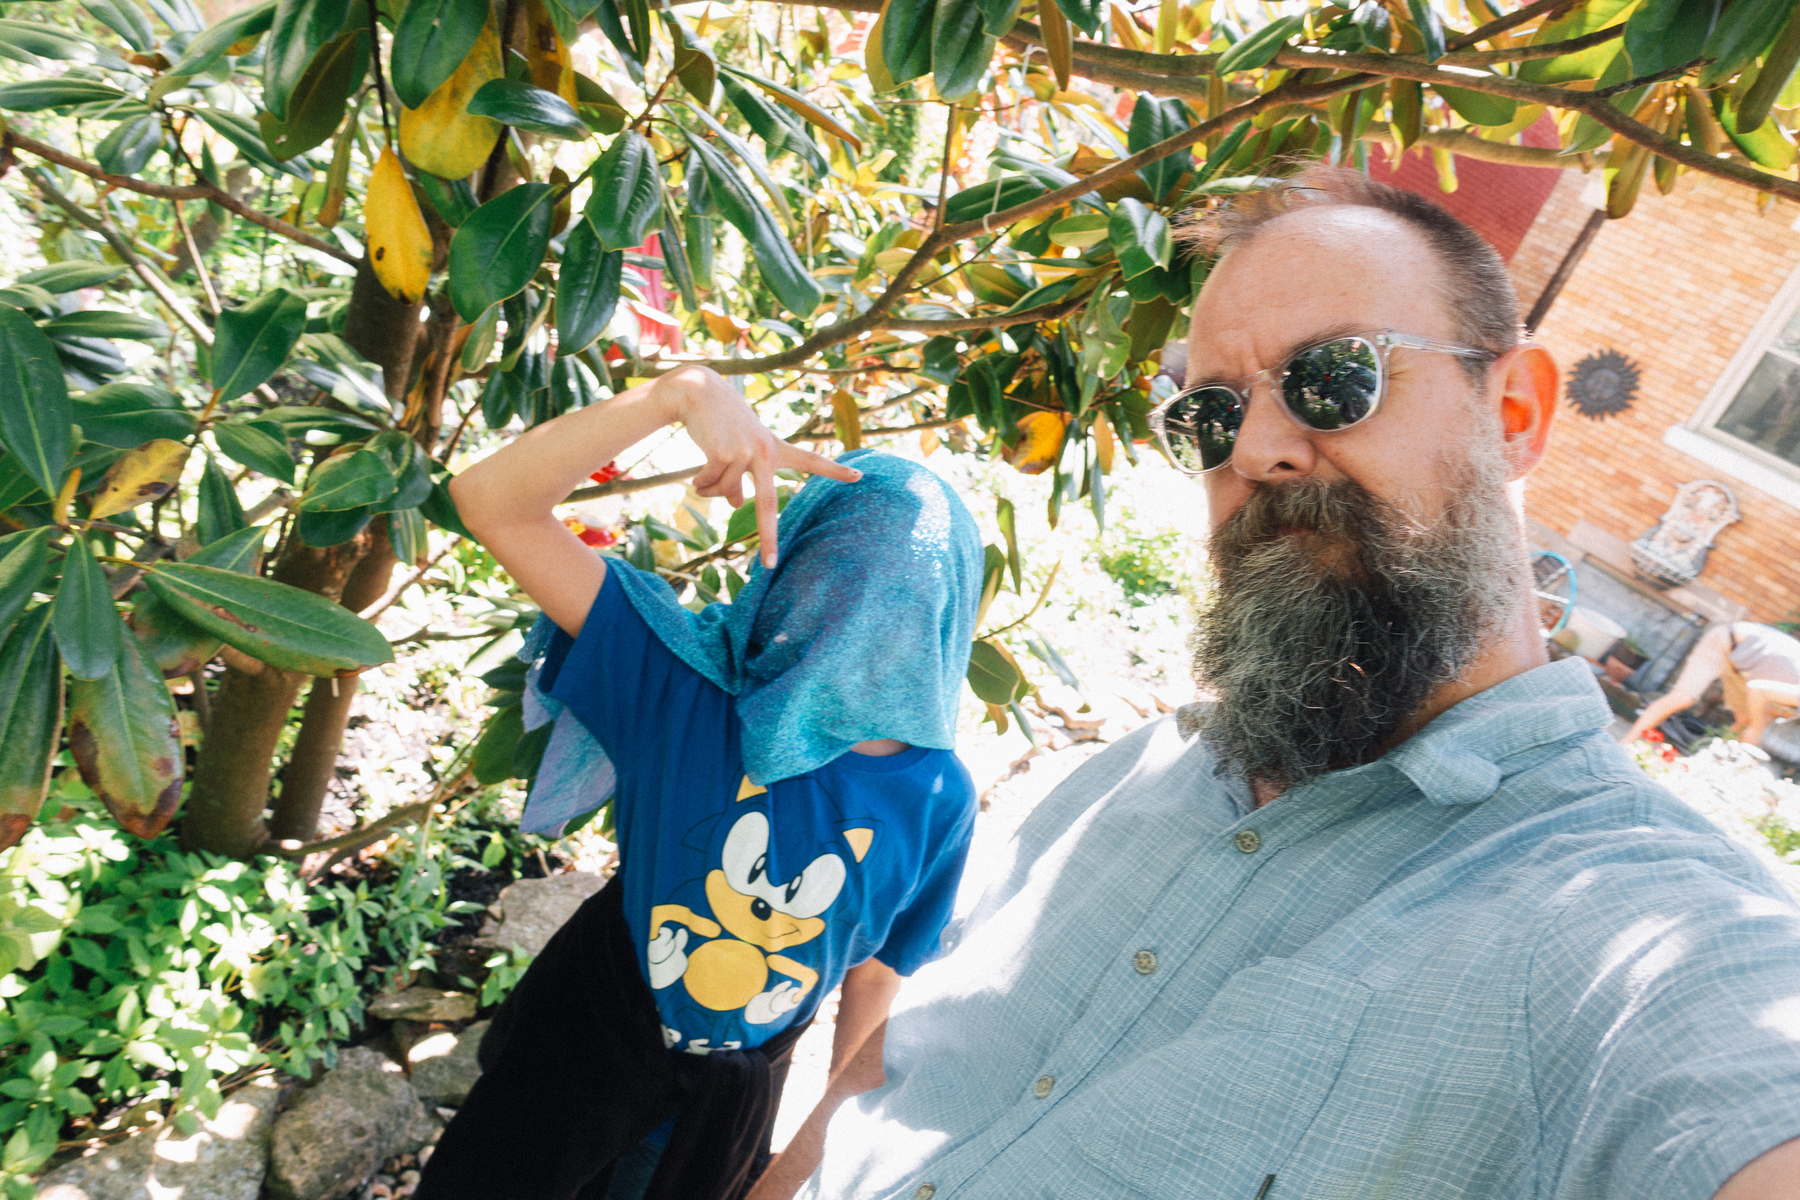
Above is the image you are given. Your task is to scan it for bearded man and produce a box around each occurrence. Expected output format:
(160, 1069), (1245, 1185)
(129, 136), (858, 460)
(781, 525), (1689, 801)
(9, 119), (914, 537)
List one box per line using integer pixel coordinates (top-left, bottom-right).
(745, 168), (1800, 1200)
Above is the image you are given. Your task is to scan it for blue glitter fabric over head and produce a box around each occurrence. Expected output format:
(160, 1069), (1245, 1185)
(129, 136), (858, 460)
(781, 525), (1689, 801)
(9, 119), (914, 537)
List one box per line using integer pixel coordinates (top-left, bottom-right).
(517, 450), (984, 835)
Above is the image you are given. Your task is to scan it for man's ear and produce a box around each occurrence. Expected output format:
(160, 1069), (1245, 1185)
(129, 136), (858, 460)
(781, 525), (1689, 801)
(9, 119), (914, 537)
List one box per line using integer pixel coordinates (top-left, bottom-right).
(1495, 344), (1559, 480)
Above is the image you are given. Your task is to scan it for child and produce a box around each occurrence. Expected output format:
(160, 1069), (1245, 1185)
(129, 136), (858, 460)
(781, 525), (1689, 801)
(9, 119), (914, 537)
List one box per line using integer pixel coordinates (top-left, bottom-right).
(417, 365), (983, 1200)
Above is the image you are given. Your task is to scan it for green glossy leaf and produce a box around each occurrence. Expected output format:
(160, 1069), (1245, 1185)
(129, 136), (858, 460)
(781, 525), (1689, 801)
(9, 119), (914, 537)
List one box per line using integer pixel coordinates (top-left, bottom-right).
(1720, 94), (1798, 169)
(0, 529), (52, 639)
(41, 311), (169, 342)
(82, 0), (155, 52)
(367, 431), (433, 512)
(0, 17), (122, 66)
(1129, 94), (1192, 201)
(471, 703), (524, 784)
(1432, 82), (1517, 127)
(191, 524), (272, 573)
(21, 263), (129, 295)
(945, 176), (1046, 225)
(0, 78), (129, 112)
(140, 561), (393, 676)
(169, 0), (277, 76)
(74, 384), (195, 449)
(556, 220), (623, 356)
(1215, 14), (1303, 73)
(1520, 0), (1633, 84)
(967, 638), (1029, 704)
(1403, 0), (1444, 61)
(390, 0), (489, 108)
(683, 134), (820, 319)
(0, 306), (73, 498)
(1623, 0), (1719, 80)
(657, 193), (700, 311)
(418, 474), (472, 538)
(0, 455), (45, 513)
(297, 505), (373, 547)
(466, 77), (589, 139)
(389, 505), (429, 567)
(195, 453), (247, 547)
(718, 73), (825, 173)
(932, 0), (995, 100)
(95, 113), (163, 177)
(298, 448), (395, 511)
(264, 0), (351, 121)
(128, 589), (217, 680)
(449, 183), (556, 322)
(52, 536), (123, 682)
(880, 0), (935, 86)
(127, 527), (267, 678)
(258, 29), (366, 160)
(67, 630), (181, 838)
(211, 288), (308, 403)
(195, 107), (312, 178)
(1700, 0), (1792, 87)
(980, 0), (1021, 38)
(585, 132), (662, 252)
(1051, 0), (1103, 33)
(0, 606), (62, 849)
(213, 419), (296, 483)
(257, 403), (382, 438)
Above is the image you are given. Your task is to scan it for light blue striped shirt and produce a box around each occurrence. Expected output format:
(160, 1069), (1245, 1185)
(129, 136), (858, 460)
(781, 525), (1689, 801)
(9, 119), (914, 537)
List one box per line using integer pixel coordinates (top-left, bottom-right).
(810, 659), (1800, 1199)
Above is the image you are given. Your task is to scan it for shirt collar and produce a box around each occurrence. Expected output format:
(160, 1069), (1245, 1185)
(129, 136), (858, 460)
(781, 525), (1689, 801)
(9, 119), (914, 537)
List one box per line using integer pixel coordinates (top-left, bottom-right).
(1384, 657), (1613, 806)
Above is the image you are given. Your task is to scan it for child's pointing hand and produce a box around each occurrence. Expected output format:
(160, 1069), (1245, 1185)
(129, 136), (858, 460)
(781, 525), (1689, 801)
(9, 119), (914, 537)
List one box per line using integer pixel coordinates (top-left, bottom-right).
(661, 366), (862, 569)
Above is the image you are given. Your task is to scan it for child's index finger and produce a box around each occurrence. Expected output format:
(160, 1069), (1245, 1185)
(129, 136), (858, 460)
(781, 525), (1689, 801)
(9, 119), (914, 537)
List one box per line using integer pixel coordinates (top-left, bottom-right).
(777, 441), (862, 483)
(754, 460), (780, 569)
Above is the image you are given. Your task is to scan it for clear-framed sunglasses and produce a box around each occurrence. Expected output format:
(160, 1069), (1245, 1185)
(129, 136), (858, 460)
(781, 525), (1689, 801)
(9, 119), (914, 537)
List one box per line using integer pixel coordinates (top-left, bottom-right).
(1148, 329), (1498, 475)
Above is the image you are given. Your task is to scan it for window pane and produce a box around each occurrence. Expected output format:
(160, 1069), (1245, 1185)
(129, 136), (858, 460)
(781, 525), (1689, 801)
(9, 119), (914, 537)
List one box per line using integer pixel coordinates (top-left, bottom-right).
(1717, 351), (1800, 467)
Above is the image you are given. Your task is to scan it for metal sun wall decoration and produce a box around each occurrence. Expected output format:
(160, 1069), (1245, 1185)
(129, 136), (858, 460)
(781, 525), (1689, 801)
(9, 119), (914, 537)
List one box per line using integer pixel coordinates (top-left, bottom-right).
(1566, 349), (1642, 419)
(1629, 480), (1741, 590)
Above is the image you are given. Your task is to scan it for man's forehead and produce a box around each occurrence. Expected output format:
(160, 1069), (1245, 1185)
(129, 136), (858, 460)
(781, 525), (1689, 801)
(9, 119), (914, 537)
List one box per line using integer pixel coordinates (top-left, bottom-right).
(1188, 206), (1448, 362)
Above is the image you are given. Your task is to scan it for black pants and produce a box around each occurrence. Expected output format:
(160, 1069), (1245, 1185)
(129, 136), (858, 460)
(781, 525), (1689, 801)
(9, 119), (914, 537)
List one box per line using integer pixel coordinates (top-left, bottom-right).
(415, 877), (809, 1200)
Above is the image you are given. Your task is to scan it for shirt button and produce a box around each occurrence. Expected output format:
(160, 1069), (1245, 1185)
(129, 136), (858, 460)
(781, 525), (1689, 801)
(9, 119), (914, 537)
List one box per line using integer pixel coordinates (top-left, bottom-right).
(913, 1187), (936, 1200)
(1033, 1074), (1055, 1098)
(1234, 829), (1262, 854)
(1133, 949), (1158, 975)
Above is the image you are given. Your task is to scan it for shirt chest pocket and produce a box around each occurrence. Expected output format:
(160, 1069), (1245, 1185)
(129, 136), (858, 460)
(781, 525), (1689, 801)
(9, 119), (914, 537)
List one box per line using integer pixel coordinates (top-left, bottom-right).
(1070, 958), (1370, 1198)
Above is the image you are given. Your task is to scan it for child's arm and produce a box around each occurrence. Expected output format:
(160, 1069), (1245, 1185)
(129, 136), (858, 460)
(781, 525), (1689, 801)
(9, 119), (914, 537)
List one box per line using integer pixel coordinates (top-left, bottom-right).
(448, 365), (860, 636)
(747, 958), (903, 1200)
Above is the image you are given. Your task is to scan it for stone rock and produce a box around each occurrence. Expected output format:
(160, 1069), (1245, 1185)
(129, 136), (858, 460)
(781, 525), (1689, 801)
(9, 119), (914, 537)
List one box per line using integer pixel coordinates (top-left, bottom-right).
(476, 872), (604, 958)
(38, 1077), (280, 1200)
(266, 1047), (437, 1200)
(407, 1020), (489, 1108)
(368, 987), (478, 1023)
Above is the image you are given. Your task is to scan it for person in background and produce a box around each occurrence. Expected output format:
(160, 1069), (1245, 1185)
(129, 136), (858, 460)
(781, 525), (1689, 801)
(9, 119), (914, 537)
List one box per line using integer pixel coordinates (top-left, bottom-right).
(1624, 621), (1800, 749)
(417, 365), (984, 1200)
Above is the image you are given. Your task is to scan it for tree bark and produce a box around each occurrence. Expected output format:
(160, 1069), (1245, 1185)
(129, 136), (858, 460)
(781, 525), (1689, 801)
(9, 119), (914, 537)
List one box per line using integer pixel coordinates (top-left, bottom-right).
(180, 536), (370, 856)
(266, 518), (399, 843)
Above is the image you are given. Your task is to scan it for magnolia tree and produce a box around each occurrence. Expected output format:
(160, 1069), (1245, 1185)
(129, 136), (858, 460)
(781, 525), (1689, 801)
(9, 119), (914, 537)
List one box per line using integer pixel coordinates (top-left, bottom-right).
(0, 0), (1796, 860)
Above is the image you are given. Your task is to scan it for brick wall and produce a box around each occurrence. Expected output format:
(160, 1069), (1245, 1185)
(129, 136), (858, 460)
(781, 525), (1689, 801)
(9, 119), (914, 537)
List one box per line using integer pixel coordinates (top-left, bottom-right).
(1509, 167), (1800, 625)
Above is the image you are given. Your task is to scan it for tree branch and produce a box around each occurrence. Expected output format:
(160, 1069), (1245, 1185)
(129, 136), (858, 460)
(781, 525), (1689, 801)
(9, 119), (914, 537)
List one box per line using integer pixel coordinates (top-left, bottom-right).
(1447, 0), (1577, 51)
(5, 129), (361, 265)
(563, 465), (702, 503)
(1275, 46), (1800, 201)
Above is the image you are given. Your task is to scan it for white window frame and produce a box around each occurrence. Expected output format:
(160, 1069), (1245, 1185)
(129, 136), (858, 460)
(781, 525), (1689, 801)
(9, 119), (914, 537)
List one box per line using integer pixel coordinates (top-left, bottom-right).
(1669, 257), (1800, 511)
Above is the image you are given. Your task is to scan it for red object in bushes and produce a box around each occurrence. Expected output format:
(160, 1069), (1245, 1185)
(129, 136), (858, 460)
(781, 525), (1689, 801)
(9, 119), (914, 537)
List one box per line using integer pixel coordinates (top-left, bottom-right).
(590, 461), (623, 484)
(564, 518), (618, 547)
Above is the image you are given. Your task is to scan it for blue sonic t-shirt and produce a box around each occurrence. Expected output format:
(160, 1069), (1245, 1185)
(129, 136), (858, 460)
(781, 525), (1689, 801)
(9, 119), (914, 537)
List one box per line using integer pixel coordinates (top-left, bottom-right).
(538, 564), (979, 1055)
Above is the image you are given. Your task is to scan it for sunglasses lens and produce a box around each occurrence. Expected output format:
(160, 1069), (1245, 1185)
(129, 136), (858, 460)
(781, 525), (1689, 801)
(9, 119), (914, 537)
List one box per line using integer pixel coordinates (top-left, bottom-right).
(1161, 387), (1243, 472)
(1283, 337), (1380, 431)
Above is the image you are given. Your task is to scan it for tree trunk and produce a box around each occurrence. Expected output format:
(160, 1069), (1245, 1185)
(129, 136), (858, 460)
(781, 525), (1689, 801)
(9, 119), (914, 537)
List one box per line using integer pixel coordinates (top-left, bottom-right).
(265, 518), (399, 843)
(180, 536), (370, 856)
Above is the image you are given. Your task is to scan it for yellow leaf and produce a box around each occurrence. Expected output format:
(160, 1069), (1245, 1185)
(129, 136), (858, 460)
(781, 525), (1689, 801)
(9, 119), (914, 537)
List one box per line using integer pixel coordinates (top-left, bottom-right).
(523, 0), (577, 104)
(1109, 2), (1144, 51)
(366, 147), (433, 304)
(399, 14), (502, 181)
(831, 390), (863, 451)
(1009, 410), (1069, 476)
(90, 439), (191, 521)
(1041, 0), (1073, 91)
(920, 428), (940, 456)
(1093, 409), (1115, 475)
(866, 0), (897, 92)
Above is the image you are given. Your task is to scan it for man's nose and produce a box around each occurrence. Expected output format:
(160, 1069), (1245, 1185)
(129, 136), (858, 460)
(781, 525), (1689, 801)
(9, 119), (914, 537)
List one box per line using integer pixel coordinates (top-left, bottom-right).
(1228, 380), (1318, 483)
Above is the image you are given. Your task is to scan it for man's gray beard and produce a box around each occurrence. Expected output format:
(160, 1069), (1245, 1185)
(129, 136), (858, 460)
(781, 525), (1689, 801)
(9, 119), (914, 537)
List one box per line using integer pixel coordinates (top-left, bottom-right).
(1192, 455), (1523, 788)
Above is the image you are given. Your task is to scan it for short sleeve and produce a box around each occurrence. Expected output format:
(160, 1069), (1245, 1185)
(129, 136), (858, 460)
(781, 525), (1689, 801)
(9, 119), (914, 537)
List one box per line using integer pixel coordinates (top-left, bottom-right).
(1529, 854), (1800, 1200)
(876, 785), (978, 977)
(539, 563), (724, 761)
